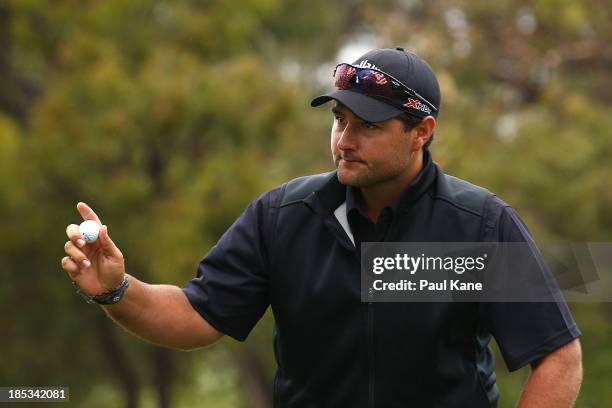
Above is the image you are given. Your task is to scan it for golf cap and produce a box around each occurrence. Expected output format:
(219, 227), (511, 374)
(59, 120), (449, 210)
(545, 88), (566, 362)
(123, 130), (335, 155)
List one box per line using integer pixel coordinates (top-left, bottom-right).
(311, 47), (441, 122)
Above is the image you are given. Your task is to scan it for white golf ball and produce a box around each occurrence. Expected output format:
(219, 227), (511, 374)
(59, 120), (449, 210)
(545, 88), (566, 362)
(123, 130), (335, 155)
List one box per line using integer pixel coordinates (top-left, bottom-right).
(79, 220), (100, 243)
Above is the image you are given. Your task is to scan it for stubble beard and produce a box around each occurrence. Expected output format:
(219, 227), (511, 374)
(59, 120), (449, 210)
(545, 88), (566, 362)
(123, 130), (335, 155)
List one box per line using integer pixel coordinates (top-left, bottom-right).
(335, 154), (412, 189)
(336, 160), (389, 188)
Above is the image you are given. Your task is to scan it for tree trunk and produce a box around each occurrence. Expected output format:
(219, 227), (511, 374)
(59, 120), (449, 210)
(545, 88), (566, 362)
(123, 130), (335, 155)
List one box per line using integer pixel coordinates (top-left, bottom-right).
(234, 348), (273, 408)
(0, 3), (41, 126)
(151, 346), (174, 408)
(94, 313), (140, 408)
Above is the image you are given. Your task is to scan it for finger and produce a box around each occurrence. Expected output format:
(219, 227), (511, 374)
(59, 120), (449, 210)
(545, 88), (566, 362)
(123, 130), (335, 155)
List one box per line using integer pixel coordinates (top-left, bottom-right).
(61, 256), (80, 280)
(99, 225), (123, 259)
(66, 224), (86, 248)
(77, 202), (102, 225)
(64, 241), (92, 268)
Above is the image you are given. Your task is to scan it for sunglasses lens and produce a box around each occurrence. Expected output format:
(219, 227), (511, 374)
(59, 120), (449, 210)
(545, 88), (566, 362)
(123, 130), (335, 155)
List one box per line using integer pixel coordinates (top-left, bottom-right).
(333, 64), (356, 89)
(356, 70), (393, 98)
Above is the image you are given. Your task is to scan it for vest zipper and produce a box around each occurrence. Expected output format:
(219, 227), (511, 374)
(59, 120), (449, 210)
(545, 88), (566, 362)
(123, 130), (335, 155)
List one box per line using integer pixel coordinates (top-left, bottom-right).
(324, 214), (374, 404)
(367, 301), (375, 408)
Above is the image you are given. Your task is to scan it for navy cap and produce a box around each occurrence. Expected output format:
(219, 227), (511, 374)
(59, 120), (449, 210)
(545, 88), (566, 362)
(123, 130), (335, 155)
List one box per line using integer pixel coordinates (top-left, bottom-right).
(311, 47), (441, 122)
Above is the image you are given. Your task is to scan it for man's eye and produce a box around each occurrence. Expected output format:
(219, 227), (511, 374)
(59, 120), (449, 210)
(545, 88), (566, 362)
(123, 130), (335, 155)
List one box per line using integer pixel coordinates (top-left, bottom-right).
(334, 116), (345, 123)
(363, 122), (378, 129)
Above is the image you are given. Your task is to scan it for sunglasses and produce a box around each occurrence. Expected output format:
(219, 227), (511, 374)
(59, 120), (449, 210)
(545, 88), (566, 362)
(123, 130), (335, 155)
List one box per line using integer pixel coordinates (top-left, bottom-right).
(332, 63), (438, 115)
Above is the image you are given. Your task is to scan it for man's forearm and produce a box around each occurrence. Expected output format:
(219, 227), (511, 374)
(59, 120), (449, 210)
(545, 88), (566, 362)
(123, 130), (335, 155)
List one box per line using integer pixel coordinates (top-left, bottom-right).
(516, 339), (582, 408)
(102, 275), (222, 350)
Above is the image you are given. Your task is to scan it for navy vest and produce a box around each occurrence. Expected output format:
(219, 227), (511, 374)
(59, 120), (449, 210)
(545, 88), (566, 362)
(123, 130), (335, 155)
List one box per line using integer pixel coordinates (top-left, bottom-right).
(269, 164), (501, 407)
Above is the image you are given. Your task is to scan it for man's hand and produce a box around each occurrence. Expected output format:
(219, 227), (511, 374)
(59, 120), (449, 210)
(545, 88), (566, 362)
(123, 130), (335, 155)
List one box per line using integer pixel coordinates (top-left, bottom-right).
(61, 202), (125, 295)
(60, 202), (223, 349)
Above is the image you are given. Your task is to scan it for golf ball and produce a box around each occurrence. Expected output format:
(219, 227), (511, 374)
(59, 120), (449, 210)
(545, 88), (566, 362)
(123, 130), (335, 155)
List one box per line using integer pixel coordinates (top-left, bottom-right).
(79, 220), (100, 243)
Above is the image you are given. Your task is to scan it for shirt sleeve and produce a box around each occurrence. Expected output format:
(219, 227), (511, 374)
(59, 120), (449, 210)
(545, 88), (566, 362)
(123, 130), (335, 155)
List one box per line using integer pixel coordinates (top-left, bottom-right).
(182, 187), (281, 341)
(481, 198), (581, 371)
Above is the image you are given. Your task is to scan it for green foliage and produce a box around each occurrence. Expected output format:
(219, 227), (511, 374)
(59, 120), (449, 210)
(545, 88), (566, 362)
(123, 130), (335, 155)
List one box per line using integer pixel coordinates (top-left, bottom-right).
(1, 0), (611, 406)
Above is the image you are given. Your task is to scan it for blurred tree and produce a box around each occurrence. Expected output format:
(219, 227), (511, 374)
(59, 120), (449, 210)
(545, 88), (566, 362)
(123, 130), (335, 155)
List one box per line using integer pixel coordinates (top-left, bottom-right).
(0, 0), (347, 406)
(1, 0), (611, 407)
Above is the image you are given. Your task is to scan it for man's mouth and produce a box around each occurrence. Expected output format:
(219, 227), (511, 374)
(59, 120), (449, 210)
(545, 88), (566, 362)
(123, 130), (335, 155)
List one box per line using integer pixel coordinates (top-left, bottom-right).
(339, 157), (364, 163)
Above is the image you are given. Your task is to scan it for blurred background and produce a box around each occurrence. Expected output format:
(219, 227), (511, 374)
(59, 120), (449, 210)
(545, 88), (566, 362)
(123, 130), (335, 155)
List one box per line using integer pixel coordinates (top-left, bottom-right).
(1, 0), (611, 407)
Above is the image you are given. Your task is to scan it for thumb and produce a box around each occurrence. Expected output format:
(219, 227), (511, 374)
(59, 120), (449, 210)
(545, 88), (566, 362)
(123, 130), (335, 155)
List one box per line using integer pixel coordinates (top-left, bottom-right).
(99, 225), (123, 259)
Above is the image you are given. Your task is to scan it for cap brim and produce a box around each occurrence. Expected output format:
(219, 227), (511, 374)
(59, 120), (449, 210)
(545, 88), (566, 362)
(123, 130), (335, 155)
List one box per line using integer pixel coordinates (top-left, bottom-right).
(310, 90), (405, 122)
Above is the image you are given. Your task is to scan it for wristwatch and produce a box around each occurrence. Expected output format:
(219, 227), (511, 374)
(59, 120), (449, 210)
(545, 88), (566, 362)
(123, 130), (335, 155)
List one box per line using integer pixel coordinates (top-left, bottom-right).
(73, 275), (130, 305)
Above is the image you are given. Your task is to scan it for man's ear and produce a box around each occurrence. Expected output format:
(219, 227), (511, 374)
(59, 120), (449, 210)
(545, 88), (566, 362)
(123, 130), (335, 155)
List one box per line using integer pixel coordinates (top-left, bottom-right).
(410, 116), (436, 151)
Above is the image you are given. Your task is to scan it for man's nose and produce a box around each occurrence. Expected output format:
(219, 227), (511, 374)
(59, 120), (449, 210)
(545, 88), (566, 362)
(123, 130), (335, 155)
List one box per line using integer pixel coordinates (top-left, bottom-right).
(336, 123), (358, 151)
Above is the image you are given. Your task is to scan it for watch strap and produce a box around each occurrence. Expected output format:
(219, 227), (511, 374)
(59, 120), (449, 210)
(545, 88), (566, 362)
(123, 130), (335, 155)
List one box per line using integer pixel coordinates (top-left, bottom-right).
(73, 275), (130, 305)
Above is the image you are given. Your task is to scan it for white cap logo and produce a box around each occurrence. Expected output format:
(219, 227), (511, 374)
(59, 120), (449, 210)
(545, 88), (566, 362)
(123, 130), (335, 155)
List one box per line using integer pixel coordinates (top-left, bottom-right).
(356, 60), (380, 71)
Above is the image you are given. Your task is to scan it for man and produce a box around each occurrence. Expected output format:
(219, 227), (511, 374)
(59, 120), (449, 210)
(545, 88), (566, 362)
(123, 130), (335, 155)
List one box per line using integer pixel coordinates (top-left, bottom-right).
(61, 48), (582, 407)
